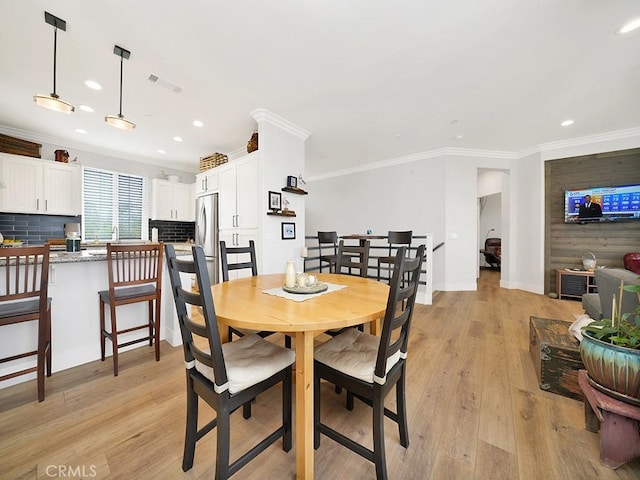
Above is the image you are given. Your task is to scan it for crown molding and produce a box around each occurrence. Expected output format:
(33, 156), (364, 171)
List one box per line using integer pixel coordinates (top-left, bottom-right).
(0, 124), (198, 173)
(308, 147), (518, 182)
(535, 127), (640, 153)
(227, 146), (248, 161)
(307, 127), (640, 182)
(250, 108), (310, 140)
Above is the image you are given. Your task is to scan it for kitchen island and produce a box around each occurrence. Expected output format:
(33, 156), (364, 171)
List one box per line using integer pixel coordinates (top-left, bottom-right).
(0, 244), (192, 390)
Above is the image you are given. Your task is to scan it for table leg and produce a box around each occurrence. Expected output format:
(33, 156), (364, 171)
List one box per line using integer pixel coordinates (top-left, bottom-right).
(370, 317), (382, 336)
(295, 331), (315, 479)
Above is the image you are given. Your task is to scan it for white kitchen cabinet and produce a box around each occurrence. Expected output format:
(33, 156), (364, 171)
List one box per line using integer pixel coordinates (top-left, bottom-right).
(195, 169), (218, 197)
(0, 154), (80, 215)
(218, 154), (259, 231)
(150, 179), (195, 221)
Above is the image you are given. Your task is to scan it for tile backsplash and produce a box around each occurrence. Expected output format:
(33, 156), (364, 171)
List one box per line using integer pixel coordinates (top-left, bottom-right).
(0, 213), (81, 244)
(149, 220), (195, 243)
(0, 213), (195, 244)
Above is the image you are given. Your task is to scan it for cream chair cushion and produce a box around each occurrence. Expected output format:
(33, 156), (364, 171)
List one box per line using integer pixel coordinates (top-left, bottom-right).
(314, 328), (402, 384)
(196, 333), (295, 394)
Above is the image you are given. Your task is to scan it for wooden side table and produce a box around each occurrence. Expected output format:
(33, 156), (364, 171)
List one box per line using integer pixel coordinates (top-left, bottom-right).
(555, 268), (597, 300)
(578, 370), (640, 468)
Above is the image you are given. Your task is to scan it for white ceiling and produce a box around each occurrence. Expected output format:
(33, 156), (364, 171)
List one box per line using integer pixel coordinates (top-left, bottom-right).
(1, 0), (639, 176)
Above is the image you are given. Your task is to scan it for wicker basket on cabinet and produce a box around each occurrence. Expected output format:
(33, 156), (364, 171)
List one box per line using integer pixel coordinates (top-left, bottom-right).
(199, 153), (228, 172)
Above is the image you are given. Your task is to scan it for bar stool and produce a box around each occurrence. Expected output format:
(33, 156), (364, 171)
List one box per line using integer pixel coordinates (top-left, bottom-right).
(0, 244), (52, 401)
(99, 242), (163, 376)
(317, 231), (338, 273)
(377, 231), (412, 283)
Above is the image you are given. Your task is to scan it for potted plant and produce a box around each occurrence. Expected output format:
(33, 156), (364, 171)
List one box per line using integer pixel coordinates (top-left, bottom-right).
(581, 281), (640, 404)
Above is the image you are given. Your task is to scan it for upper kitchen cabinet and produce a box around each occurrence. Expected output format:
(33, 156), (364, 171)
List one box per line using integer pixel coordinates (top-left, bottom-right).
(0, 153), (80, 215)
(150, 179), (195, 222)
(195, 169), (218, 197)
(218, 153), (259, 231)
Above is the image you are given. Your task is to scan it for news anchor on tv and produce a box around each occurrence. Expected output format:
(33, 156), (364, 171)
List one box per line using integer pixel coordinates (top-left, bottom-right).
(578, 195), (603, 219)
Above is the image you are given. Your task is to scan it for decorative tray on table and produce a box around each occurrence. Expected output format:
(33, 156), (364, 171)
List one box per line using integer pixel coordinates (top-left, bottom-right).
(282, 283), (329, 295)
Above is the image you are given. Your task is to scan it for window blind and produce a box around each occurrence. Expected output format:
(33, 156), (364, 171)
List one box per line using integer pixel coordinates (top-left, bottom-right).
(82, 167), (147, 241)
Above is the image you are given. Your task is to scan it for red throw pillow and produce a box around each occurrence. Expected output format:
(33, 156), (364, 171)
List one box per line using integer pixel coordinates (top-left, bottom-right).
(624, 253), (640, 275)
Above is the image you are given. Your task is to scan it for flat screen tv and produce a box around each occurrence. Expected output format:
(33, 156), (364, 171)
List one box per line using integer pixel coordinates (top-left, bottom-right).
(564, 184), (640, 223)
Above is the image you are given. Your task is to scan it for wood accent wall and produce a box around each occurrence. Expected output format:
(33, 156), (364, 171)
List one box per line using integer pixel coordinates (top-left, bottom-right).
(544, 148), (640, 294)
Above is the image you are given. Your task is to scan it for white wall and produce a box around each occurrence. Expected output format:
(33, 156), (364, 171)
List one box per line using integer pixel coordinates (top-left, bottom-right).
(306, 129), (640, 294)
(306, 157), (447, 288)
(306, 153), (512, 292)
(254, 110), (309, 274)
(39, 141), (195, 182)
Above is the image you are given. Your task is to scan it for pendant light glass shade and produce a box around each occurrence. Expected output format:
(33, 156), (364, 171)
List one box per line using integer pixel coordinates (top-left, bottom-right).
(105, 114), (135, 130)
(34, 93), (75, 114)
(34, 12), (75, 114)
(105, 45), (135, 130)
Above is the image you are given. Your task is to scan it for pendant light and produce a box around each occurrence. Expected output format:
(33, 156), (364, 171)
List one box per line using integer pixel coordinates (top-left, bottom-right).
(105, 45), (135, 130)
(33, 11), (75, 114)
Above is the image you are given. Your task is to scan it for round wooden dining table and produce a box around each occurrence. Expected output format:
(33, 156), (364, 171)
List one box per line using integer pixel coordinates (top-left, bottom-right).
(210, 272), (389, 479)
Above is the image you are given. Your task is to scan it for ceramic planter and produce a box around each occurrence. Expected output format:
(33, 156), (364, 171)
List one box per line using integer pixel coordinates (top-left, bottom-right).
(580, 330), (640, 405)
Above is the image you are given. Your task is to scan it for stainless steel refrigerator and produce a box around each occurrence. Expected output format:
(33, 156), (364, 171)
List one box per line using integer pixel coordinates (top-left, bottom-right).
(195, 193), (219, 285)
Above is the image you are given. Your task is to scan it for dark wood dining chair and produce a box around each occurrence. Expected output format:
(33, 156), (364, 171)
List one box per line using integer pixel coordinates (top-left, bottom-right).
(314, 244), (425, 480)
(335, 239), (370, 278)
(165, 244), (294, 478)
(99, 242), (163, 376)
(220, 240), (291, 348)
(0, 244), (52, 402)
(326, 240), (371, 342)
(317, 231), (339, 273)
(376, 231), (412, 283)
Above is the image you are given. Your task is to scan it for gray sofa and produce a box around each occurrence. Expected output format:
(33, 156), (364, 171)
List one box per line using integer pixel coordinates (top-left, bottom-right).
(582, 268), (640, 320)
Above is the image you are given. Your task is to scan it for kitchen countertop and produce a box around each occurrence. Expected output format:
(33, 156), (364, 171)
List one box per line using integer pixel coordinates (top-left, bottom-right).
(4, 242), (196, 265)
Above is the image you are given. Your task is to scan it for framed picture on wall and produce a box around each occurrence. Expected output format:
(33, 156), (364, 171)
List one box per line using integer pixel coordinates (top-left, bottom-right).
(269, 191), (282, 212)
(281, 222), (296, 240)
(287, 175), (298, 188)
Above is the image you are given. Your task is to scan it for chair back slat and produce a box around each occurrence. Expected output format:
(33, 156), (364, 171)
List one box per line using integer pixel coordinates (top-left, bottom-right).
(374, 244), (425, 380)
(0, 245), (50, 302)
(165, 245), (228, 389)
(220, 240), (258, 282)
(106, 243), (163, 289)
(386, 230), (413, 257)
(317, 231), (338, 256)
(336, 240), (370, 277)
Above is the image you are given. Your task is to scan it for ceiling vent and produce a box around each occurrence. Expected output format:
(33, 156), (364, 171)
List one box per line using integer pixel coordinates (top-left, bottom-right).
(147, 74), (182, 93)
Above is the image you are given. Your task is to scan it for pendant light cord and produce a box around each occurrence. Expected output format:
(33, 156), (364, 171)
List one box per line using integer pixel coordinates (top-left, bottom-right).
(118, 53), (124, 117)
(52, 26), (58, 96)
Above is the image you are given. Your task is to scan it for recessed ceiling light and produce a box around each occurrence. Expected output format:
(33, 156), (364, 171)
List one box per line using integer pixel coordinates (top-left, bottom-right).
(173, 136), (183, 142)
(455, 134), (464, 139)
(157, 149), (166, 154)
(78, 105), (94, 112)
(193, 120), (204, 127)
(75, 128), (87, 134)
(560, 119), (574, 127)
(617, 18), (640, 35)
(84, 80), (102, 90)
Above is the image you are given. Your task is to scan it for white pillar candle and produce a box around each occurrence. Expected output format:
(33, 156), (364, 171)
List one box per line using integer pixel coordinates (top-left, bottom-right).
(302, 246), (308, 258)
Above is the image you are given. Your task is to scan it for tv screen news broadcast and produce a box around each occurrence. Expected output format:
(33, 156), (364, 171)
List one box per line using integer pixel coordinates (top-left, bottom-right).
(564, 184), (640, 223)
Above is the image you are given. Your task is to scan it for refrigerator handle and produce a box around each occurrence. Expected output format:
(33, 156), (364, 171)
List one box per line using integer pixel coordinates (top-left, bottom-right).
(197, 201), (207, 245)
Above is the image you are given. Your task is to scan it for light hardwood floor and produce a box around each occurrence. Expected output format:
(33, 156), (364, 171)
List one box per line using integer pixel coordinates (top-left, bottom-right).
(1, 270), (639, 479)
